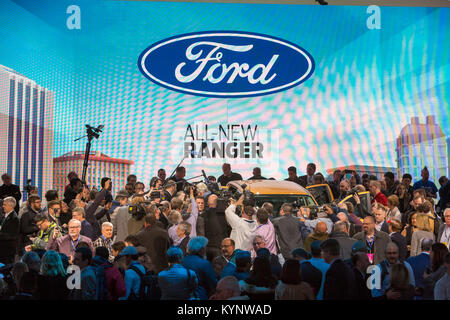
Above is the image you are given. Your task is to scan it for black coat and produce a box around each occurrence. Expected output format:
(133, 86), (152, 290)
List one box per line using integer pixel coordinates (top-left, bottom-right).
(0, 211), (20, 259)
(300, 261), (322, 297)
(135, 224), (171, 273)
(218, 172), (243, 187)
(178, 236), (190, 256)
(390, 232), (408, 262)
(203, 207), (229, 249)
(0, 184), (22, 212)
(19, 207), (40, 247)
(323, 259), (356, 300)
(352, 267), (372, 300)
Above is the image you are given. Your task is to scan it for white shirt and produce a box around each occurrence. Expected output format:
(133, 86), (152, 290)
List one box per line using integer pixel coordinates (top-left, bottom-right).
(440, 225), (450, 248)
(225, 204), (258, 252)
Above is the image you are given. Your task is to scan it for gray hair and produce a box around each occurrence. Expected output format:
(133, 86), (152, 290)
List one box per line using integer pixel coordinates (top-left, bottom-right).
(102, 221), (113, 229)
(217, 276), (241, 297)
(333, 220), (349, 233)
(3, 196), (16, 209)
(68, 219), (81, 227)
(253, 235), (265, 244)
(72, 207), (85, 217)
(177, 221), (192, 236)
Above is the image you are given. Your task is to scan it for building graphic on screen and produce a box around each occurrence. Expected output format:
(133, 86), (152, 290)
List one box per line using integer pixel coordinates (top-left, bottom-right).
(0, 65), (54, 200)
(53, 151), (134, 197)
(396, 116), (448, 182)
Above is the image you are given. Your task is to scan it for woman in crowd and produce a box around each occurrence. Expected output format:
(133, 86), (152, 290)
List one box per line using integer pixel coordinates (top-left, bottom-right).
(275, 259), (315, 300)
(385, 263), (415, 300)
(410, 214), (435, 257)
(395, 183), (411, 214)
(387, 195), (402, 222)
(401, 212), (418, 257)
(36, 250), (69, 300)
(423, 243), (449, 300)
(240, 256), (278, 300)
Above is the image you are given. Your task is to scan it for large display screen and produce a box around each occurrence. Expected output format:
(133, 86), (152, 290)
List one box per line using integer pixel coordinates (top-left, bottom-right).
(0, 0), (448, 192)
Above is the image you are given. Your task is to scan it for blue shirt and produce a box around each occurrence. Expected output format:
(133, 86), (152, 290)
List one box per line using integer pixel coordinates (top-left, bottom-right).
(413, 180), (438, 195)
(220, 262), (250, 281)
(308, 258), (330, 300)
(371, 260), (415, 298)
(158, 264), (198, 300)
(120, 261), (145, 300)
(183, 254), (217, 300)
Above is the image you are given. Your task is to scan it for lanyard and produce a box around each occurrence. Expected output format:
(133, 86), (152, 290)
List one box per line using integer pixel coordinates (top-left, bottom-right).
(102, 235), (112, 252)
(366, 236), (375, 251)
(71, 235), (81, 252)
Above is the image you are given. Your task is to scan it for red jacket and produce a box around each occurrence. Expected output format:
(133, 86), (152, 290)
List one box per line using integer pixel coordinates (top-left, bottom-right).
(372, 192), (388, 206)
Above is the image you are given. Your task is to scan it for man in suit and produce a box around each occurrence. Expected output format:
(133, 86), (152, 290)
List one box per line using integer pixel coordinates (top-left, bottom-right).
(321, 239), (356, 300)
(292, 248), (323, 298)
(204, 195), (229, 262)
(299, 163), (316, 187)
(373, 202), (390, 234)
(437, 208), (450, 249)
(407, 238), (433, 296)
(0, 197), (20, 264)
(272, 203), (304, 260)
(284, 166), (304, 187)
(135, 214), (172, 274)
(329, 221), (357, 260)
(0, 174), (22, 213)
(19, 194), (42, 253)
(388, 219), (408, 261)
(353, 215), (391, 265)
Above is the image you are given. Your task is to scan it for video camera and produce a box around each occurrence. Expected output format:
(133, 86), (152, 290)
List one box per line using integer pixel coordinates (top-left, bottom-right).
(216, 183), (255, 215)
(128, 203), (147, 220)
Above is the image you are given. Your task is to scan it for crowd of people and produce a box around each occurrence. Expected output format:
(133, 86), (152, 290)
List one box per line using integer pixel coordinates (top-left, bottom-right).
(0, 162), (449, 300)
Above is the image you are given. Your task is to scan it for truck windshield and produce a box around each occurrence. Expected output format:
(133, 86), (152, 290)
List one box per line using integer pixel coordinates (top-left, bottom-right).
(255, 194), (316, 216)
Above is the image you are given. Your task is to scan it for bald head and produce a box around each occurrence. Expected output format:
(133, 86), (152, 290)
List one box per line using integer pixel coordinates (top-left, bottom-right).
(315, 221), (328, 234)
(208, 194), (218, 208)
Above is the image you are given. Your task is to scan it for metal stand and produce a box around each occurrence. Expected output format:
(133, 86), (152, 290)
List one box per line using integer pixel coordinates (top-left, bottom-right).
(74, 124), (104, 184)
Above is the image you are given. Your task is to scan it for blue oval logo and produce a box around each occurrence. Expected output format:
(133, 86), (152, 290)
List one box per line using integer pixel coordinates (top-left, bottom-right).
(138, 31), (315, 98)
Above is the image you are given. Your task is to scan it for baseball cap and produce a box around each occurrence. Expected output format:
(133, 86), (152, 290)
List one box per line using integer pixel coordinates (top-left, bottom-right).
(118, 246), (138, 257)
(115, 189), (129, 200)
(291, 248), (311, 259)
(352, 241), (367, 254)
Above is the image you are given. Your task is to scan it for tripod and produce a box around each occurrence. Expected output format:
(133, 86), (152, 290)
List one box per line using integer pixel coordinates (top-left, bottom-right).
(74, 125), (104, 184)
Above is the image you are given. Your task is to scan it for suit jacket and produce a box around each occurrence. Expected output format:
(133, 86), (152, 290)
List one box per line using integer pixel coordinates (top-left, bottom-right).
(379, 221), (389, 234)
(272, 215), (304, 259)
(0, 211), (20, 258)
(203, 207), (229, 249)
(0, 184), (22, 212)
(323, 259), (356, 300)
(353, 230), (391, 265)
(135, 224), (171, 274)
(178, 236), (190, 256)
(390, 232), (408, 262)
(406, 252), (430, 289)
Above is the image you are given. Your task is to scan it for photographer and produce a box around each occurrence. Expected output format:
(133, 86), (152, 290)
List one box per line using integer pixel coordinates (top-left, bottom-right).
(25, 213), (60, 252)
(225, 194), (257, 252)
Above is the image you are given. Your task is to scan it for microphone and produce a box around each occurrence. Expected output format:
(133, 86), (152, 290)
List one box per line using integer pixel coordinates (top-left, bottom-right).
(202, 170), (210, 184)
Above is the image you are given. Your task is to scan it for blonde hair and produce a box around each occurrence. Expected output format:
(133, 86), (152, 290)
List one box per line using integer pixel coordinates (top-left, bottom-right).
(387, 195), (399, 207)
(131, 196), (145, 205)
(415, 213), (432, 232)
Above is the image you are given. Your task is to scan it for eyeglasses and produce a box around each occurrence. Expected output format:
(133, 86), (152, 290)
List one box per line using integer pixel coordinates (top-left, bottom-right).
(221, 244), (232, 248)
(68, 226), (81, 229)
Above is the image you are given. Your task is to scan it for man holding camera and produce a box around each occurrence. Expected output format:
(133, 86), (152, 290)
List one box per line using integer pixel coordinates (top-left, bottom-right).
(225, 194), (257, 253)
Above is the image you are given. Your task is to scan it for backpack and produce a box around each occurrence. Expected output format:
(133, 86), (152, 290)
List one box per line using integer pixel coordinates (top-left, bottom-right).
(128, 265), (161, 300)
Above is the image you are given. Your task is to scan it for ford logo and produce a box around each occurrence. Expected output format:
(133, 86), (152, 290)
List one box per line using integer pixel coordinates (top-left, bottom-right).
(138, 31), (315, 98)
